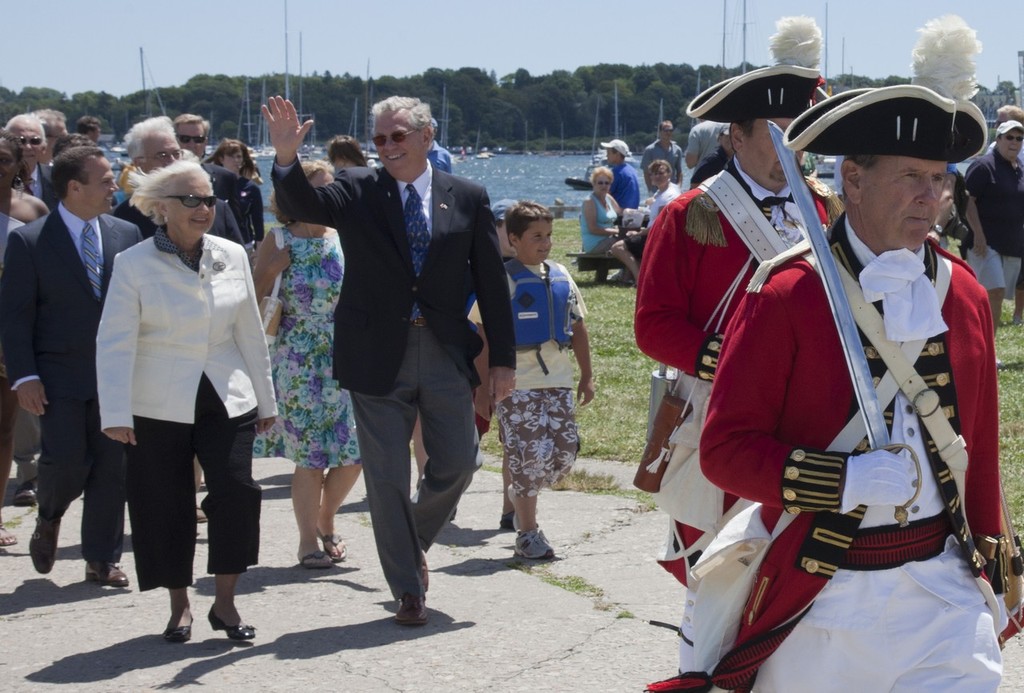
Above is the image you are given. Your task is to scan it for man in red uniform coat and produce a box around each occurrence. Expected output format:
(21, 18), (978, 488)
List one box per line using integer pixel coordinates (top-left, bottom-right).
(691, 67), (1006, 692)
(634, 16), (841, 674)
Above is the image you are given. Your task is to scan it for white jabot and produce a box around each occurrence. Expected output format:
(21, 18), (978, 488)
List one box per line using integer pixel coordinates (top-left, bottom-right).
(850, 224), (947, 343)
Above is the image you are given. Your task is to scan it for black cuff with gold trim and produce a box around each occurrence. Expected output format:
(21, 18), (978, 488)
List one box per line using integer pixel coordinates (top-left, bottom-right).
(695, 333), (723, 382)
(781, 447), (847, 514)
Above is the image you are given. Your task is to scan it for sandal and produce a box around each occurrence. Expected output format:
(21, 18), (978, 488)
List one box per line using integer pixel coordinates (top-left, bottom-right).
(299, 550), (332, 569)
(0, 523), (17, 547)
(319, 532), (347, 563)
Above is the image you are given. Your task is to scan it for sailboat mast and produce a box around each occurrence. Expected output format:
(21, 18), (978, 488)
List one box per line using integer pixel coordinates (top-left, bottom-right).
(284, 0), (290, 101)
(140, 47), (149, 116)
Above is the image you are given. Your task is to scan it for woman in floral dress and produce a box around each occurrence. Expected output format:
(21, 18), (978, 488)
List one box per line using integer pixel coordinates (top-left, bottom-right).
(253, 160), (361, 569)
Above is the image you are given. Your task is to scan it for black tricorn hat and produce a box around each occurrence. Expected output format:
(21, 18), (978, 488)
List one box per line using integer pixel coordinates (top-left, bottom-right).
(784, 84), (987, 162)
(686, 65), (822, 122)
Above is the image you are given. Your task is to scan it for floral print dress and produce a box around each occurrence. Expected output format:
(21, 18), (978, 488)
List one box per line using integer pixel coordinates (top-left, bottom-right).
(253, 229), (361, 469)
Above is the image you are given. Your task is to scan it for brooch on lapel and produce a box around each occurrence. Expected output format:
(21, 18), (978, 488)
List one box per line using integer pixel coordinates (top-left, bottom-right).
(439, 202), (449, 210)
(212, 261), (226, 272)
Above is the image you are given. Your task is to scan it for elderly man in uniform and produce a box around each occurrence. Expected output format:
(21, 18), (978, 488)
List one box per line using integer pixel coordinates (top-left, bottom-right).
(684, 16), (1007, 692)
(635, 16), (840, 677)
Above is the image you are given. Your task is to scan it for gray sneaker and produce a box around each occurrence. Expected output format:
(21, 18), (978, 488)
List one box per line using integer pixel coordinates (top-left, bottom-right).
(515, 528), (555, 560)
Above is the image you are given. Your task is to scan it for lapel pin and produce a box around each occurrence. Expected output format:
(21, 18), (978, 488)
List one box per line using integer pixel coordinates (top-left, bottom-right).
(212, 261), (226, 272)
(439, 202), (449, 210)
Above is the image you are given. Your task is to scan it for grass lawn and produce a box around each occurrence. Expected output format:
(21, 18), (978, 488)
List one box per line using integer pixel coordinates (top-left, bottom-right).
(497, 219), (1024, 529)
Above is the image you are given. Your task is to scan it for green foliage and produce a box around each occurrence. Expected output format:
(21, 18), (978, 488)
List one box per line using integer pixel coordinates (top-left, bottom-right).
(0, 63), (957, 151)
(996, 323), (1024, 526)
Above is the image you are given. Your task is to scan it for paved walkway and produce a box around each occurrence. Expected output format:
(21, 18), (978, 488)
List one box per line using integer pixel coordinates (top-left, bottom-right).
(2, 455), (1023, 691)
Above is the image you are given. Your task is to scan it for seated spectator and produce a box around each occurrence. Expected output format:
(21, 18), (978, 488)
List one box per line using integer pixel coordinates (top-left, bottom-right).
(609, 160), (681, 283)
(579, 166), (621, 253)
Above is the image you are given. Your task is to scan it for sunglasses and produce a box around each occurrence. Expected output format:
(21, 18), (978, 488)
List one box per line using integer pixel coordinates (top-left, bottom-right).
(169, 195), (217, 208)
(176, 134), (207, 144)
(371, 128), (422, 148)
(1003, 134), (1024, 142)
(17, 136), (44, 146)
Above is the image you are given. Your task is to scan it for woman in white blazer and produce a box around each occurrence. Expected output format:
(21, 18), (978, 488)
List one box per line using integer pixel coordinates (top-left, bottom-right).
(97, 160), (276, 643)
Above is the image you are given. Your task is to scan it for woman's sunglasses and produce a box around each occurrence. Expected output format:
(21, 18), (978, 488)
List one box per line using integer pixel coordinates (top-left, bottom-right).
(169, 195), (217, 208)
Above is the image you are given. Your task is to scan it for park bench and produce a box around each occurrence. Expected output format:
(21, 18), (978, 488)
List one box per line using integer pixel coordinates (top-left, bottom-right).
(567, 251), (625, 283)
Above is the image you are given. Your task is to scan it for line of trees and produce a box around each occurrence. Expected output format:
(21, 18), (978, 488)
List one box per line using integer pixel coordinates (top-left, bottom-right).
(1, 64), (1017, 153)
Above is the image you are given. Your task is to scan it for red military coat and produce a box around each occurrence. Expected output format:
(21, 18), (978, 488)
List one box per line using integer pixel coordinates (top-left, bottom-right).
(699, 231), (1001, 687)
(634, 171), (834, 583)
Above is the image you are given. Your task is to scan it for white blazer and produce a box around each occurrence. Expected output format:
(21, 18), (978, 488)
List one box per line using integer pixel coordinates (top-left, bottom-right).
(97, 235), (277, 429)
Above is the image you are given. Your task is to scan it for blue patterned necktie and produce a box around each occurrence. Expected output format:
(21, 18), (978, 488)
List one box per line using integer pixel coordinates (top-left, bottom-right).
(81, 222), (102, 300)
(403, 184), (431, 275)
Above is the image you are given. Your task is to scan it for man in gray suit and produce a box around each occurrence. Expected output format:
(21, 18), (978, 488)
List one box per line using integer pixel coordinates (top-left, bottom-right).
(265, 95), (515, 625)
(0, 146), (142, 586)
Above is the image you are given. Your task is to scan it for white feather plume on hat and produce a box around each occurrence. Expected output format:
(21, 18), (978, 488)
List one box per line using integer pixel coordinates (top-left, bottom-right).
(911, 14), (982, 101)
(769, 16), (822, 70)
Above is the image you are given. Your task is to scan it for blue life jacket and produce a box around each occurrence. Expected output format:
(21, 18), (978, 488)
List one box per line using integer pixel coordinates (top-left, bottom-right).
(505, 259), (575, 351)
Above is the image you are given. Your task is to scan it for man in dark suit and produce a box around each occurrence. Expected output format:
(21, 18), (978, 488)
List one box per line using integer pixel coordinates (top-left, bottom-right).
(264, 95), (516, 625)
(0, 146), (143, 586)
(115, 116), (243, 244)
(173, 114), (244, 232)
(5, 114), (58, 210)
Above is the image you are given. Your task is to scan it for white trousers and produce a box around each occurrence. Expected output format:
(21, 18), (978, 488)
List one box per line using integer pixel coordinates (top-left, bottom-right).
(755, 540), (1002, 692)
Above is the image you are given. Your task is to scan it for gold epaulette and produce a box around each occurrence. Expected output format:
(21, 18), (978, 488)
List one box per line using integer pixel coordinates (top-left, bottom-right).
(684, 193), (727, 247)
(806, 175), (845, 225)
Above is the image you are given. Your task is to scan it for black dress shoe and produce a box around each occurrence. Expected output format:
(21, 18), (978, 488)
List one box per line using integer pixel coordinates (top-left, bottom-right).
(85, 561), (130, 587)
(163, 623), (192, 643)
(208, 606), (256, 640)
(395, 593), (428, 626)
(29, 517), (60, 574)
(13, 481), (37, 507)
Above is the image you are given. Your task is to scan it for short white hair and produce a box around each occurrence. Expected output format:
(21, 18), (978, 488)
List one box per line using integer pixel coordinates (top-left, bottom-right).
(372, 96), (432, 130)
(124, 116), (176, 159)
(4, 114), (45, 138)
(129, 160), (212, 225)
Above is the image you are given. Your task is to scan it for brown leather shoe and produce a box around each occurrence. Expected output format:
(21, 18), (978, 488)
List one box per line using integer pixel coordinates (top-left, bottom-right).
(29, 517), (60, 574)
(85, 561), (130, 587)
(395, 593), (427, 626)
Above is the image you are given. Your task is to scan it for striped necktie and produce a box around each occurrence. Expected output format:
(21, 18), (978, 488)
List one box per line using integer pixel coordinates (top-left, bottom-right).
(81, 222), (102, 300)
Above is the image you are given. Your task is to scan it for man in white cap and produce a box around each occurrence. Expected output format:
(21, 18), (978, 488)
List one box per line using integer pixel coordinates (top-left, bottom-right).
(599, 138), (640, 209)
(635, 15), (840, 681)
(690, 15), (1007, 692)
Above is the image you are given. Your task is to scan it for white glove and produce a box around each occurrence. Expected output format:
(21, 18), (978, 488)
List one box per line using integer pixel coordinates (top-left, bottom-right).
(840, 449), (916, 514)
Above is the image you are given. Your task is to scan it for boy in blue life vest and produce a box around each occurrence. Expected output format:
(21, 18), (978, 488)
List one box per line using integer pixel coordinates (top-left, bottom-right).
(497, 201), (595, 559)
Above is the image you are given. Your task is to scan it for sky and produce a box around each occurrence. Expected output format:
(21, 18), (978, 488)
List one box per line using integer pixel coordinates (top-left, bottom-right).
(4, 1), (1021, 98)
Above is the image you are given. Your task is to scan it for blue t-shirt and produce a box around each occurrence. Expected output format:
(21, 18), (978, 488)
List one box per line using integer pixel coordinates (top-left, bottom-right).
(427, 142), (452, 173)
(609, 162), (640, 209)
(965, 150), (1024, 257)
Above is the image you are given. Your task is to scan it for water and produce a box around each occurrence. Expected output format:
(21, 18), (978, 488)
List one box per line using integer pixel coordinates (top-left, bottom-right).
(254, 154), (599, 227)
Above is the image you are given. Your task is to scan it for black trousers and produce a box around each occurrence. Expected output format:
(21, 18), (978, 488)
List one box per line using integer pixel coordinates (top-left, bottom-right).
(126, 375), (261, 591)
(37, 396), (126, 563)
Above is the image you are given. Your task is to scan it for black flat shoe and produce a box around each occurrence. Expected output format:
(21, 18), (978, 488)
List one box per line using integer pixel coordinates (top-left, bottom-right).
(162, 623), (192, 643)
(208, 606), (256, 640)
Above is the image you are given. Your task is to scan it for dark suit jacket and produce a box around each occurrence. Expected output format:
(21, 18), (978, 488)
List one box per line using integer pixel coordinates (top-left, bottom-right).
(0, 210), (143, 399)
(112, 198), (244, 245)
(203, 162), (244, 230)
(272, 163), (515, 396)
(36, 164), (58, 211)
